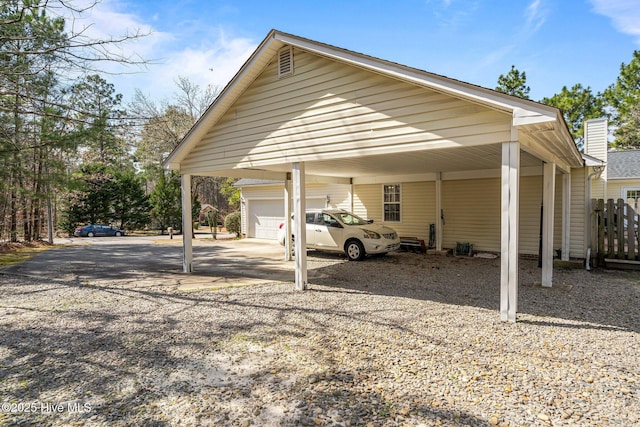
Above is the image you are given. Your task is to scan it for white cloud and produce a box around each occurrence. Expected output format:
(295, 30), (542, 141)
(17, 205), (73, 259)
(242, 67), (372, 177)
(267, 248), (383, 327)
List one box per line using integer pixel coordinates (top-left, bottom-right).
(427, 0), (480, 29)
(51, 0), (257, 102)
(525, 0), (546, 33)
(478, 1), (546, 69)
(479, 44), (516, 68)
(590, 0), (640, 44)
(145, 33), (256, 101)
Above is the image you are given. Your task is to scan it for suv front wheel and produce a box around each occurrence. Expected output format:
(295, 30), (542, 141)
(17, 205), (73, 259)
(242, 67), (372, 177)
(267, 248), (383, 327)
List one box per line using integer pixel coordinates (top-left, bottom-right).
(345, 239), (365, 261)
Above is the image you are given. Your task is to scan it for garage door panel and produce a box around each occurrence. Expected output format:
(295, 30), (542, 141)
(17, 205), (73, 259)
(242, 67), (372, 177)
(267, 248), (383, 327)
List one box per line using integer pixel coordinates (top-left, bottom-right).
(249, 200), (283, 240)
(248, 198), (326, 240)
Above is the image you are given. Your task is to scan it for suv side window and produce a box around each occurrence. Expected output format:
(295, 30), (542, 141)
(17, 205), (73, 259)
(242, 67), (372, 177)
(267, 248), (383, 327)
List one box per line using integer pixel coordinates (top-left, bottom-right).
(306, 213), (316, 224)
(322, 213), (337, 227)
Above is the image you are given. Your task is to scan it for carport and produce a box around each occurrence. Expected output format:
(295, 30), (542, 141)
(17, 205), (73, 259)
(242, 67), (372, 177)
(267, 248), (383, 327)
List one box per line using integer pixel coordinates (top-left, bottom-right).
(163, 30), (583, 322)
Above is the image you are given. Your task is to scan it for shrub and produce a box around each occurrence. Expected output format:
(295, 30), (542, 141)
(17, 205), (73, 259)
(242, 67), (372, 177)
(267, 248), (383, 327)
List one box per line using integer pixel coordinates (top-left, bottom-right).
(224, 211), (241, 237)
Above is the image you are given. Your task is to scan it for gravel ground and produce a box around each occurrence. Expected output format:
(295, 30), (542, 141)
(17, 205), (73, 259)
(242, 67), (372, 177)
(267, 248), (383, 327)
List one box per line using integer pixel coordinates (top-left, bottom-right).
(0, 248), (639, 426)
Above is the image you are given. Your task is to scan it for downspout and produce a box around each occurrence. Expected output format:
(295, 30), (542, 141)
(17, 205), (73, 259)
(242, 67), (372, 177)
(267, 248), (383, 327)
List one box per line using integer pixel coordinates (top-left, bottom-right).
(585, 166), (605, 270)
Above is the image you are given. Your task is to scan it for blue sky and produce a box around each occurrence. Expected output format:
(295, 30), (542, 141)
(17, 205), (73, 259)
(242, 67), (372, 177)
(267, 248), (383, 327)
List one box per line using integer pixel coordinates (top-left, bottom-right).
(68, 0), (640, 104)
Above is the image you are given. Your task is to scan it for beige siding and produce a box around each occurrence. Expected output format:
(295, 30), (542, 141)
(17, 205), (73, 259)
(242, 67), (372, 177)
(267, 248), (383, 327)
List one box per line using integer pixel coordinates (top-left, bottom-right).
(570, 168), (586, 259)
(353, 184), (382, 222)
(440, 176), (564, 255)
(400, 182), (437, 240)
(241, 185), (285, 200)
(518, 176), (541, 255)
(520, 175), (564, 255)
(353, 182), (436, 241)
(587, 176), (640, 207)
(591, 176), (606, 200)
(554, 177), (563, 252)
(240, 183), (350, 204)
(584, 119), (608, 200)
(584, 118), (608, 161)
(180, 49), (511, 174)
(607, 179), (640, 201)
(441, 179), (501, 252)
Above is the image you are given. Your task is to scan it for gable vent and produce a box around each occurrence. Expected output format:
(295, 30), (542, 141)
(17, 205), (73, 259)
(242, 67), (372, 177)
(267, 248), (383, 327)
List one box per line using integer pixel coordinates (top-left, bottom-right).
(278, 46), (293, 78)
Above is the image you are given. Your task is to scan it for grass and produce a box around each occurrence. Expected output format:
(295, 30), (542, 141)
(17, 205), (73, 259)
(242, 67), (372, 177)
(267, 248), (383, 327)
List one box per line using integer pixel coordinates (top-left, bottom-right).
(0, 241), (55, 268)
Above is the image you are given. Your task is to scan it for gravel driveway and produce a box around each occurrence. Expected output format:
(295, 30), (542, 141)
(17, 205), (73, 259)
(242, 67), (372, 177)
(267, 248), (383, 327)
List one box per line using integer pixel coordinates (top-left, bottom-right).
(0, 238), (638, 426)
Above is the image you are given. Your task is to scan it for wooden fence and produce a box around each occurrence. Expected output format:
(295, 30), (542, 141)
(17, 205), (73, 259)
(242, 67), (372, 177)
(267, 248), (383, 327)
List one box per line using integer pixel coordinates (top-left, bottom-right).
(590, 198), (639, 267)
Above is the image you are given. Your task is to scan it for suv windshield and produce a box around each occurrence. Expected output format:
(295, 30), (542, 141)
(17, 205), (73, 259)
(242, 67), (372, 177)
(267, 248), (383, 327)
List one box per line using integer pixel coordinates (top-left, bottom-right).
(332, 211), (369, 226)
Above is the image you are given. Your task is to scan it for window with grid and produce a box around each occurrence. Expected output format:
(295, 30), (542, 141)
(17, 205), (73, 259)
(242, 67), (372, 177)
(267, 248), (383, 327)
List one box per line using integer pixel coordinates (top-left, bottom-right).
(625, 189), (640, 201)
(383, 184), (401, 222)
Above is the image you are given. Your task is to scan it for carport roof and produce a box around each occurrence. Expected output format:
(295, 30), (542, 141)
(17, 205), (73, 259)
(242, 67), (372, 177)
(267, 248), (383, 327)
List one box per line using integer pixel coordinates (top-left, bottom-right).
(164, 29), (583, 177)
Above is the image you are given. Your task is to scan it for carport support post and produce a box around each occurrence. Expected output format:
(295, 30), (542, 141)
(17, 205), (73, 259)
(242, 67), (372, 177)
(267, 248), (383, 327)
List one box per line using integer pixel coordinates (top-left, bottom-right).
(435, 172), (443, 251)
(501, 139), (519, 323)
(284, 176), (292, 261)
(292, 162), (307, 290)
(348, 180), (354, 212)
(181, 174), (193, 273)
(542, 162), (556, 287)
(561, 173), (571, 261)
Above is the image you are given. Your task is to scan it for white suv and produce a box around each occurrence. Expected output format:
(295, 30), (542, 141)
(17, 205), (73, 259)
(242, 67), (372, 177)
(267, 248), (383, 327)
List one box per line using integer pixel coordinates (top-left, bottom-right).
(277, 209), (401, 261)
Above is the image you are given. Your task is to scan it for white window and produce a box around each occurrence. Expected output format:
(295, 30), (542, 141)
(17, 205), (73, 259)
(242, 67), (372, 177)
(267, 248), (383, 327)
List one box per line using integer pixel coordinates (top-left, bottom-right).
(622, 187), (640, 201)
(383, 184), (401, 222)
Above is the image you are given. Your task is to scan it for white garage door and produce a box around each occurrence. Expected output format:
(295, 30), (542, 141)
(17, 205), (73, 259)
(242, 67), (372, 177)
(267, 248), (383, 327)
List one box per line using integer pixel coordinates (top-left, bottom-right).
(247, 198), (326, 240)
(248, 199), (284, 240)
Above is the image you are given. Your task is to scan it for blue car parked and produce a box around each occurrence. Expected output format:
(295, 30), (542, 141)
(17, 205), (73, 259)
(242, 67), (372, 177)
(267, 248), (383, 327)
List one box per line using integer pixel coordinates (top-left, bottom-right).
(74, 224), (125, 237)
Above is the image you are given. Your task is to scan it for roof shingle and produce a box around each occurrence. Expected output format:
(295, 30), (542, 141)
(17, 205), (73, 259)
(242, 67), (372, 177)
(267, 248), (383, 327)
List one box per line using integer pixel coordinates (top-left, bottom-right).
(608, 150), (640, 179)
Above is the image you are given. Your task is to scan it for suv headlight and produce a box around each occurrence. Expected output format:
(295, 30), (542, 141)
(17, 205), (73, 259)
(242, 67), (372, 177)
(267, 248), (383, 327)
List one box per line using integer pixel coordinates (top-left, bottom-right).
(363, 229), (381, 239)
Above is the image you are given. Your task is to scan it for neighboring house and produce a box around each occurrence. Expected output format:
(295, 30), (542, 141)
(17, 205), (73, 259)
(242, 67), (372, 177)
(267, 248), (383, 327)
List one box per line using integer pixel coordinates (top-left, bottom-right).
(164, 29), (604, 322)
(608, 150), (640, 202)
(198, 204), (217, 224)
(584, 117), (640, 203)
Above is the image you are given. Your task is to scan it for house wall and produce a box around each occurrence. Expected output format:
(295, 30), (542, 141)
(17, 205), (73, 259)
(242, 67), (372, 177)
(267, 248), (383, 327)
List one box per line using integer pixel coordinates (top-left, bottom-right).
(517, 175), (564, 255)
(607, 179), (640, 201)
(242, 172), (585, 256)
(584, 118), (608, 199)
(570, 167), (587, 259)
(353, 176), (566, 255)
(353, 182), (437, 241)
(179, 49), (512, 175)
(440, 176), (562, 254)
(441, 178), (500, 252)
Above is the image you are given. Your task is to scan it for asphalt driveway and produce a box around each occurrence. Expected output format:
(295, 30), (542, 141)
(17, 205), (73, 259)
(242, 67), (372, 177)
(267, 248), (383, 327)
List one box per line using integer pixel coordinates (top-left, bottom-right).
(4, 236), (303, 290)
